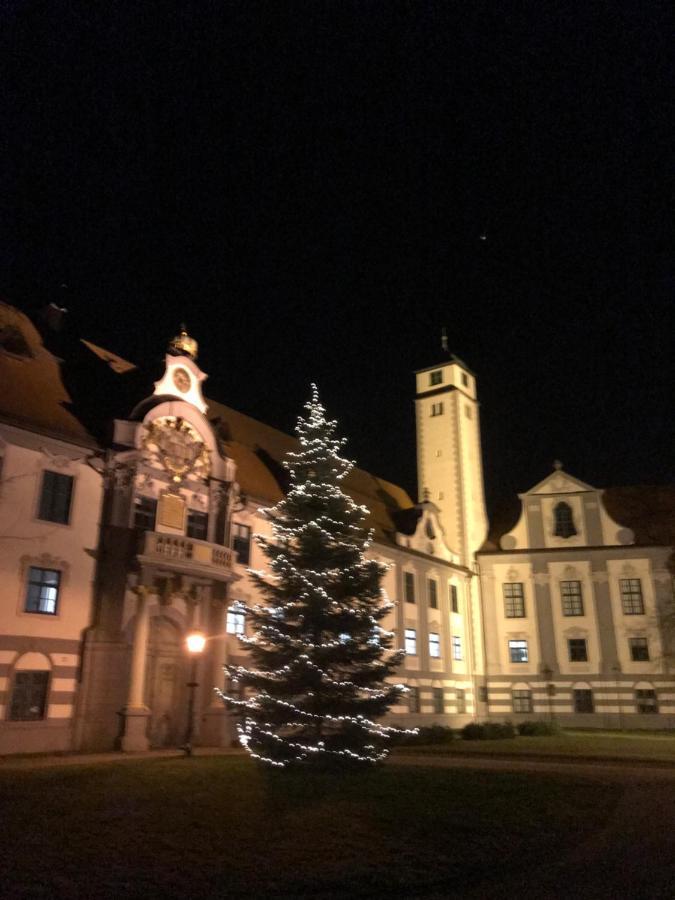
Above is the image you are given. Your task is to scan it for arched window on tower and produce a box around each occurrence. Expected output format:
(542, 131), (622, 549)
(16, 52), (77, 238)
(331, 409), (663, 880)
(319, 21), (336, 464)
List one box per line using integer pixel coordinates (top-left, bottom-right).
(553, 501), (577, 538)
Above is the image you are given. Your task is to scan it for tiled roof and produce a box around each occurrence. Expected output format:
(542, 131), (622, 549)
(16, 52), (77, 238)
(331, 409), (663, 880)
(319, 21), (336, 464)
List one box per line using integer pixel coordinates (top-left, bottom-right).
(0, 302), (96, 446)
(207, 398), (414, 546)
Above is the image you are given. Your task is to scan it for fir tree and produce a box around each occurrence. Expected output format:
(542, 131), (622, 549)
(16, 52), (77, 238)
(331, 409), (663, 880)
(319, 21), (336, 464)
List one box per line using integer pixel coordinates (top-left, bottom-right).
(219, 385), (408, 767)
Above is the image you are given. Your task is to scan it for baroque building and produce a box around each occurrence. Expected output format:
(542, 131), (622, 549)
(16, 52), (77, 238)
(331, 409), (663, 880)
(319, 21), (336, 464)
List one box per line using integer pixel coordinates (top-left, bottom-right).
(0, 299), (673, 754)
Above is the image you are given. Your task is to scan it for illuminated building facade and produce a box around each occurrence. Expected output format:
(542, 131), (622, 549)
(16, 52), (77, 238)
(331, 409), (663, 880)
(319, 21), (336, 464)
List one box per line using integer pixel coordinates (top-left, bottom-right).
(0, 300), (672, 754)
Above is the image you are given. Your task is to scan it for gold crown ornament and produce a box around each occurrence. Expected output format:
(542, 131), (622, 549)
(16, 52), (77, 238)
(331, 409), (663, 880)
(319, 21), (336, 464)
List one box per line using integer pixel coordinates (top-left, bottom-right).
(168, 324), (198, 360)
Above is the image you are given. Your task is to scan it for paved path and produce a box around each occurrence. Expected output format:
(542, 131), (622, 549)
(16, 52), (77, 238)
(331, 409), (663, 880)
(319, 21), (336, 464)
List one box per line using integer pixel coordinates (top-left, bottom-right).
(0, 746), (243, 770)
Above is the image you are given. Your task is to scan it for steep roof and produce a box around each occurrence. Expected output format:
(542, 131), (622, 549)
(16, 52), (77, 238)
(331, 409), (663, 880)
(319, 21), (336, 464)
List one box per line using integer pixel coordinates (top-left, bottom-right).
(603, 485), (675, 548)
(206, 398), (414, 546)
(0, 302), (96, 447)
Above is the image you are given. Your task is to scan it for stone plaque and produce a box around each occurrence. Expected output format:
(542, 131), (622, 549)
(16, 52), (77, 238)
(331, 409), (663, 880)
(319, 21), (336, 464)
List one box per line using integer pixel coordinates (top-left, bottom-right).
(157, 492), (186, 530)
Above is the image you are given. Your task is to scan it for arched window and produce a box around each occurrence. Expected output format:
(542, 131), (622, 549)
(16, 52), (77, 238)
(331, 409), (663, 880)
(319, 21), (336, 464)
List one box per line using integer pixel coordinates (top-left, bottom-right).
(554, 501), (576, 538)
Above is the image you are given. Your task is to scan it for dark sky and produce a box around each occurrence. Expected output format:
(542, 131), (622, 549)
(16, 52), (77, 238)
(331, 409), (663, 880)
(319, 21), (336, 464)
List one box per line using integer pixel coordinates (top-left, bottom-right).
(2, 1), (673, 514)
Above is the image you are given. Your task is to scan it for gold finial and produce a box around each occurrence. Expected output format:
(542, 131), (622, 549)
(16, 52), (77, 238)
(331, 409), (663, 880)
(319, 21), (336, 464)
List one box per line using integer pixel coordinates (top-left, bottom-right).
(169, 324), (198, 360)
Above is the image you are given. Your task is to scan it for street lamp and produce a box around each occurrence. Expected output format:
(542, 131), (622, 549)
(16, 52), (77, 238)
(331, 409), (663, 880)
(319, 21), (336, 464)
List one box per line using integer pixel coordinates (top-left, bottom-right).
(183, 631), (206, 757)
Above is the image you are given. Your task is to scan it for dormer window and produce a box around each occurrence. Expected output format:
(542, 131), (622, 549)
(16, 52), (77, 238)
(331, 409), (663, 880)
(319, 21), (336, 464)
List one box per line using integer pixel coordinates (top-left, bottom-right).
(429, 370), (443, 386)
(554, 501), (577, 538)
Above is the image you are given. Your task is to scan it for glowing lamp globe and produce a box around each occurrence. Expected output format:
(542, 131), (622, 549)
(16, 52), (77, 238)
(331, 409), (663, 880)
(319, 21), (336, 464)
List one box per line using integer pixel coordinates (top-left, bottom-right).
(186, 632), (206, 655)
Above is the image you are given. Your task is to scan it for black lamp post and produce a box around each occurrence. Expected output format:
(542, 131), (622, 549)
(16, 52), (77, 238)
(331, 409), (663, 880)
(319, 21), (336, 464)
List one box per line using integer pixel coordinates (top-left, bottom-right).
(183, 631), (206, 757)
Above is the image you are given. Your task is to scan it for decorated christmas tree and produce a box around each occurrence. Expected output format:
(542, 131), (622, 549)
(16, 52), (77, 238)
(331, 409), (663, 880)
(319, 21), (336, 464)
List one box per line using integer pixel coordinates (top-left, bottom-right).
(219, 385), (408, 767)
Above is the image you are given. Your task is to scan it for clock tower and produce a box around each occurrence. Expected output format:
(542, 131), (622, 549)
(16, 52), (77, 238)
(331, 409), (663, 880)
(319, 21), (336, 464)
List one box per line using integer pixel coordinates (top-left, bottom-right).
(151, 326), (208, 414)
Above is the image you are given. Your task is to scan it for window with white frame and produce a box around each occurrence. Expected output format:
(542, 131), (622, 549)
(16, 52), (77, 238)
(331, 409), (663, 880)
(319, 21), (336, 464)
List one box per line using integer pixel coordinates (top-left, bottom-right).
(561, 581), (584, 616)
(568, 638), (588, 662)
(134, 495), (157, 530)
(629, 637), (649, 661)
(452, 635), (462, 660)
(429, 632), (441, 658)
(508, 639), (528, 663)
(450, 583), (459, 614)
(9, 671), (50, 721)
(553, 501), (577, 538)
(25, 567), (61, 615)
(404, 628), (417, 655)
(232, 522), (251, 565)
(404, 572), (415, 604)
(635, 688), (658, 714)
(512, 689), (532, 713)
(620, 579), (645, 615)
(503, 582), (525, 618)
(38, 471), (73, 525)
(573, 689), (594, 713)
(226, 608), (246, 635)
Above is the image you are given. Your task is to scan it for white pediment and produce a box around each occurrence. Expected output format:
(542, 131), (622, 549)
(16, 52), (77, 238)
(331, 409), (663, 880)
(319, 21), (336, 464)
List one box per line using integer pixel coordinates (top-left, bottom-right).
(525, 469), (596, 497)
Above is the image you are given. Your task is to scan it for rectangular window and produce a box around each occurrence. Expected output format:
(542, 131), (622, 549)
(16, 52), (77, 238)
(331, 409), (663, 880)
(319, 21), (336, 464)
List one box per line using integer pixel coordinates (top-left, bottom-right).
(429, 632), (441, 658)
(187, 510), (209, 540)
(503, 582), (525, 618)
(133, 496), (157, 531)
(38, 471), (73, 525)
(508, 639), (528, 663)
(461, 372), (469, 387)
(226, 609), (246, 635)
(232, 523), (251, 566)
(456, 688), (466, 713)
(512, 689), (532, 713)
(433, 687), (444, 714)
(573, 689), (594, 713)
(428, 579), (438, 609)
(621, 579), (645, 615)
(629, 637), (649, 661)
(561, 581), (584, 616)
(636, 689), (658, 714)
(452, 635), (462, 660)
(9, 671), (49, 721)
(404, 572), (415, 604)
(450, 584), (459, 614)
(25, 567), (60, 615)
(568, 638), (588, 662)
(429, 370), (443, 386)
(430, 402), (444, 417)
(408, 686), (420, 714)
(404, 628), (417, 656)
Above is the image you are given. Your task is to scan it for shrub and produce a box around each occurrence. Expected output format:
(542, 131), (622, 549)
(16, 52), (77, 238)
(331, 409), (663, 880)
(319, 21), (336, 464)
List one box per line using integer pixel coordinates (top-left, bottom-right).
(517, 719), (561, 736)
(395, 725), (455, 746)
(461, 721), (516, 741)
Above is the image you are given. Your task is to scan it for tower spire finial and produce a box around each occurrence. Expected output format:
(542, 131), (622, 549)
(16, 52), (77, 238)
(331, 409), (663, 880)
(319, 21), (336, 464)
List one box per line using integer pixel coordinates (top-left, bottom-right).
(441, 326), (449, 355)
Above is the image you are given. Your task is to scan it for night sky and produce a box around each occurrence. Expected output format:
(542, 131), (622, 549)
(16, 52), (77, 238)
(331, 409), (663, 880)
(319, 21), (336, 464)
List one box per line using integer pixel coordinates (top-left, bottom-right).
(2, 2), (673, 515)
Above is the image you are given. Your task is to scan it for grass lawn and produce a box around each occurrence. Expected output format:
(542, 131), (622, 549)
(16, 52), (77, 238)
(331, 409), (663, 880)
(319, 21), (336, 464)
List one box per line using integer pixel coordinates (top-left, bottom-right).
(403, 729), (675, 763)
(0, 756), (620, 899)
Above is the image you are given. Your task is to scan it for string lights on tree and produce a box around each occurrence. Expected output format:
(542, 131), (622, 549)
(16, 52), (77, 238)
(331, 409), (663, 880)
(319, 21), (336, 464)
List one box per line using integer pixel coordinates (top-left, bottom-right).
(218, 385), (412, 767)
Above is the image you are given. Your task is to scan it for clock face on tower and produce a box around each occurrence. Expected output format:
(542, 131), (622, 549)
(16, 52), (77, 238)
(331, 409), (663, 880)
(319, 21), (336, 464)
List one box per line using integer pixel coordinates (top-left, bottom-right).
(172, 367), (191, 393)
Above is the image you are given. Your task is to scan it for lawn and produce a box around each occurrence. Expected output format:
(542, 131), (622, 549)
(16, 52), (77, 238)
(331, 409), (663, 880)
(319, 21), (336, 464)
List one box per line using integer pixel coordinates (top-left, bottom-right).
(0, 756), (620, 899)
(404, 729), (675, 763)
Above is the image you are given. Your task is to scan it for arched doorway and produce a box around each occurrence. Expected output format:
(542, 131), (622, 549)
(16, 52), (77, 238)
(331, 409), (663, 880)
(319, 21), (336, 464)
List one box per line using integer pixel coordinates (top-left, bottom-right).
(145, 615), (185, 748)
